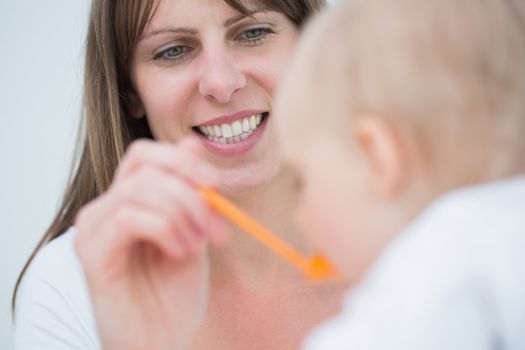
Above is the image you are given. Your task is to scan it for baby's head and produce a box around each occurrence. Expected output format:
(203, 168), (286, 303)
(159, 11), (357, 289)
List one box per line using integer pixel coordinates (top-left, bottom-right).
(275, 0), (525, 281)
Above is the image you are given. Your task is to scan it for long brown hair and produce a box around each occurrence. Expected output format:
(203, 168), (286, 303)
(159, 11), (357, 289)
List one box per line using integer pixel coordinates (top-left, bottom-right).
(12, 0), (325, 313)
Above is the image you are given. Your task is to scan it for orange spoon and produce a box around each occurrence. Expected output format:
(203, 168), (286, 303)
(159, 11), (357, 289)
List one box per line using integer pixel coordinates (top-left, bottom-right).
(199, 186), (340, 281)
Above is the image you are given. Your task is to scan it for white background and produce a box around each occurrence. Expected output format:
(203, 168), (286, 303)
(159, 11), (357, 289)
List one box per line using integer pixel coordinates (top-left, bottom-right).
(0, 1), (90, 348)
(0, 0), (339, 349)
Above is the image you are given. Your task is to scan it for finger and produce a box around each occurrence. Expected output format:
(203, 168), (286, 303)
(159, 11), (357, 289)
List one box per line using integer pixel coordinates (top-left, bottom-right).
(75, 205), (186, 279)
(163, 201), (203, 256)
(114, 140), (219, 186)
(177, 137), (203, 158)
(75, 192), (115, 240)
(76, 166), (216, 263)
(114, 165), (219, 242)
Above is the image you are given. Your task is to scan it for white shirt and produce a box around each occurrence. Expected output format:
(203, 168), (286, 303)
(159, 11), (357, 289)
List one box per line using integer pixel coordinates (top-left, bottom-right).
(14, 228), (101, 349)
(303, 175), (525, 350)
(14, 176), (525, 350)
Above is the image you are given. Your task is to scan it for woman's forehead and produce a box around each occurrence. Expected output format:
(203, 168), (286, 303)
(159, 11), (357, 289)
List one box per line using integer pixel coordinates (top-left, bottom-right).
(144, 0), (283, 34)
(149, 0), (270, 20)
(223, 0), (271, 11)
(152, 0), (268, 11)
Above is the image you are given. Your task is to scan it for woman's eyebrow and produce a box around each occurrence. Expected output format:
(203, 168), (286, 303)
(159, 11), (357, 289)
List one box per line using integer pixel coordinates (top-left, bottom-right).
(141, 27), (197, 41)
(224, 9), (266, 27)
(141, 9), (266, 41)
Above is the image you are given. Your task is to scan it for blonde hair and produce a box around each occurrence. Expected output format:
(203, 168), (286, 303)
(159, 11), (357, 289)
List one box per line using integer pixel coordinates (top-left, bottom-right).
(292, 0), (525, 157)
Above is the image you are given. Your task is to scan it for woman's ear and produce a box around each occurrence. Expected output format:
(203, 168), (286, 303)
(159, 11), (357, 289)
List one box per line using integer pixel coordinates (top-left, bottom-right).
(126, 88), (145, 119)
(354, 114), (407, 198)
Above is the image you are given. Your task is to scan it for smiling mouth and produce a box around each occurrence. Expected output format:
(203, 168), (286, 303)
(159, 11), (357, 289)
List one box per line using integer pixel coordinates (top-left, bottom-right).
(192, 112), (269, 144)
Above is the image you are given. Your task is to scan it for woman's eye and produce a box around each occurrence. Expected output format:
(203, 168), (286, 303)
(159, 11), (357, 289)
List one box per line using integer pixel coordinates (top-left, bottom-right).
(238, 27), (275, 44)
(154, 45), (191, 61)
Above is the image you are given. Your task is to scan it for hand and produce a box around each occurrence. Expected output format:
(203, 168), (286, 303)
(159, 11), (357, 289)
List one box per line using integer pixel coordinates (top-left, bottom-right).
(74, 138), (226, 350)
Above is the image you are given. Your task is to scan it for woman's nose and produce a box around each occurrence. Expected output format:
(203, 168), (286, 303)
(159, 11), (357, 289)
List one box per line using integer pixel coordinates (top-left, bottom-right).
(198, 49), (246, 104)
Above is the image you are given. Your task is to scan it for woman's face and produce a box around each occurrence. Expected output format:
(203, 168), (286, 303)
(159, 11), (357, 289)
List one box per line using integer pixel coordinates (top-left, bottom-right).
(130, 0), (300, 193)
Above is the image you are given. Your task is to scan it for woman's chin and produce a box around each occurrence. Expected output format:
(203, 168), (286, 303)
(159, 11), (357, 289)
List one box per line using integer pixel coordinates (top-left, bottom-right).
(215, 161), (282, 198)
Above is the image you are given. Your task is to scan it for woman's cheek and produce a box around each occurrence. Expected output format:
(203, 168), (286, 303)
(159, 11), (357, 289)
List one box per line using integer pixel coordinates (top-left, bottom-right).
(140, 71), (195, 140)
(244, 40), (299, 100)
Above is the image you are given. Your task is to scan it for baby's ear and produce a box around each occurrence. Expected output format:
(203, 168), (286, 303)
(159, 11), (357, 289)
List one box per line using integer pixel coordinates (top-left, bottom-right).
(354, 114), (407, 198)
(125, 88), (146, 119)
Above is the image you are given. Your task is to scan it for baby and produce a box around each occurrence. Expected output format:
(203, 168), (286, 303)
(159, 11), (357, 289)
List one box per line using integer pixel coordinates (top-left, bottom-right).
(275, 0), (525, 349)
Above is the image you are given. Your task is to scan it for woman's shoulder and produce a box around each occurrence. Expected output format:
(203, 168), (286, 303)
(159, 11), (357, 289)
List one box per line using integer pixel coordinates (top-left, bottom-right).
(26, 227), (80, 273)
(14, 227), (101, 349)
(18, 227), (85, 298)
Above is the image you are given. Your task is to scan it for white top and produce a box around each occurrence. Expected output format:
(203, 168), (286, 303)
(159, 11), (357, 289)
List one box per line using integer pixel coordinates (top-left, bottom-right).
(13, 228), (101, 349)
(303, 175), (525, 350)
(14, 176), (525, 350)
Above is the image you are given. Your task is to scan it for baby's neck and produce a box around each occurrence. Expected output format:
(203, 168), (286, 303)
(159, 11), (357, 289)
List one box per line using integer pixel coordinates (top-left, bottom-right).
(429, 146), (525, 200)
(382, 146), (525, 258)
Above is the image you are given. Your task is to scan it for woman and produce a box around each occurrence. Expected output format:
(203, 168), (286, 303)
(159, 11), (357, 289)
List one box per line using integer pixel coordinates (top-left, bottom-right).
(13, 0), (346, 349)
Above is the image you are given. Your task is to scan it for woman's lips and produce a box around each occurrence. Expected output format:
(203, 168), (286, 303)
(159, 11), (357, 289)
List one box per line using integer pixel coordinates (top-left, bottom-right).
(194, 112), (269, 157)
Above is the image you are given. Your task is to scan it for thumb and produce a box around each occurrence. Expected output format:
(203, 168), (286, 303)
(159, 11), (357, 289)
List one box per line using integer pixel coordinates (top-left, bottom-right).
(178, 137), (220, 187)
(178, 137), (204, 159)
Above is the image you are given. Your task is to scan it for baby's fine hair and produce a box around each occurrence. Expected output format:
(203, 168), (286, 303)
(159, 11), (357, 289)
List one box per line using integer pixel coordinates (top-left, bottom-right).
(303, 0), (525, 153)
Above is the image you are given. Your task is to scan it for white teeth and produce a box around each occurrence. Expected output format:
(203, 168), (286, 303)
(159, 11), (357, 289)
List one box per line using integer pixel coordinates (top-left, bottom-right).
(221, 124), (233, 138)
(213, 125), (222, 137)
(199, 126), (208, 136)
(242, 119), (250, 132)
(249, 115), (257, 129)
(232, 121), (243, 136)
(197, 113), (265, 145)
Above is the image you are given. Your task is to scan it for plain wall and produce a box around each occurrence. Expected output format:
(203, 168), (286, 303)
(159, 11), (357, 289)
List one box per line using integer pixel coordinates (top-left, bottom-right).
(0, 0), (340, 349)
(0, 1), (90, 348)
